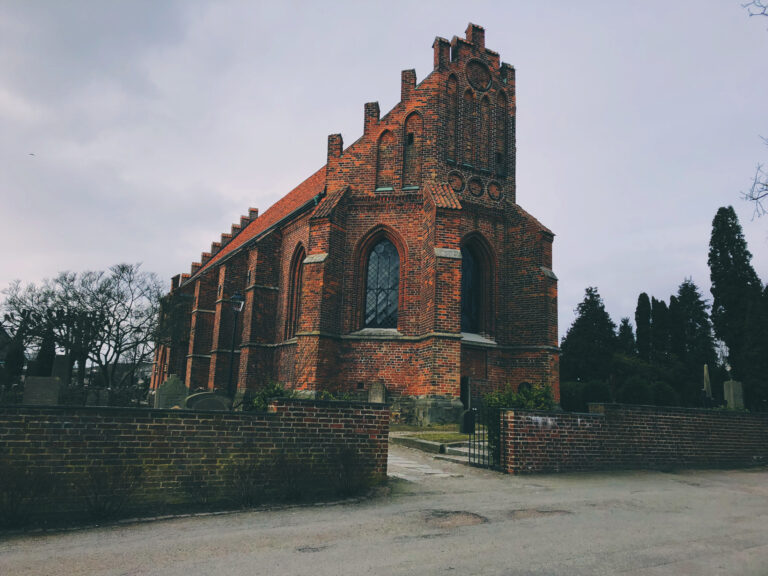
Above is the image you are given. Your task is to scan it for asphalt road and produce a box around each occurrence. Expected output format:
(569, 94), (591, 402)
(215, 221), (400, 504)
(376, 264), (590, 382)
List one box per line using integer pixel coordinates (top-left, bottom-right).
(2, 445), (768, 576)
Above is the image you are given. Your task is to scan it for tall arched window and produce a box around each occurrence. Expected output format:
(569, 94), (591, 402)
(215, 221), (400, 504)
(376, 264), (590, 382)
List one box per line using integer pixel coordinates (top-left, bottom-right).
(285, 245), (305, 339)
(462, 89), (476, 167)
(364, 238), (399, 328)
(495, 91), (508, 176)
(403, 113), (423, 188)
(479, 95), (491, 171)
(375, 130), (396, 189)
(445, 75), (458, 163)
(461, 237), (492, 334)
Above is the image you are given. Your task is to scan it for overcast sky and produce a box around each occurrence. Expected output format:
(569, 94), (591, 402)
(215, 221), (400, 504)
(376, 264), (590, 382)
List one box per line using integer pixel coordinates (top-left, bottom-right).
(1, 1), (767, 339)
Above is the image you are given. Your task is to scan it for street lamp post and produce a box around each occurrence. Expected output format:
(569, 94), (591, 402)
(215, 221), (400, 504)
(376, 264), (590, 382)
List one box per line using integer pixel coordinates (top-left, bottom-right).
(226, 292), (245, 405)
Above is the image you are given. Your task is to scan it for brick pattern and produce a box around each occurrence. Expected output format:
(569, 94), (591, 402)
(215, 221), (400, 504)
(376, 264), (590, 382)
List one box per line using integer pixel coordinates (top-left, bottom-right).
(503, 404), (768, 475)
(0, 399), (389, 519)
(152, 23), (558, 404)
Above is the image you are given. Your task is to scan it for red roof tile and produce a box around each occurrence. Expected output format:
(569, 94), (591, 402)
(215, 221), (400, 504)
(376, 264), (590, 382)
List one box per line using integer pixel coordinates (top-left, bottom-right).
(428, 182), (462, 210)
(189, 165), (326, 281)
(311, 186), (348, 219)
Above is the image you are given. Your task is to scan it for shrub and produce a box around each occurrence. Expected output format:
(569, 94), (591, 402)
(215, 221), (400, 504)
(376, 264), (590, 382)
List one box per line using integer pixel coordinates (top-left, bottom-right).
(332, 447), (367, 497)
(317, 390), (354, 402)
(583, 380), (612, 405)
(242, 381), (295, 412)
(180, 470), (217, 508)
(222, 456), (265, 508)
(0, 464), (54, 528)
(77, 464), (144, 521)
(651, 381), (680, 407)
(560, 381), (585, 412)
(272, 451), (309, 502)
(616, 375), (654, 405)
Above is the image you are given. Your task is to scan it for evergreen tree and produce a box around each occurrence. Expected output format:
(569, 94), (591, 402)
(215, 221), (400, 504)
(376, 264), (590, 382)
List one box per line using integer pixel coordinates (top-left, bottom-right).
(650, 297), (670, 362)
(668, 279), (717, 404)
(560, 287), (617, 382)
(635, 293), (651, 361)
(617, 317), (636, 356)
(708, 206), (764, 392)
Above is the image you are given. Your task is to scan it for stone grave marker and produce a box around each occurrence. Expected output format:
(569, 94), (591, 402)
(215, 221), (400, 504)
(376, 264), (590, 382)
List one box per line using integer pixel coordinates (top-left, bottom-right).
(368, 382), (386, 403)
(184, 392), (232, 411)
(23, 377), (61, 405)
(155, 375), (188, 409)
(724, 380), (744, 409)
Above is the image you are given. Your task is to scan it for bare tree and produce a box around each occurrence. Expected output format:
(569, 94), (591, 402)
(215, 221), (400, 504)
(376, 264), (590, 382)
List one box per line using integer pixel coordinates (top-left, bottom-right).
(82, 264), (163, 390)
(741, 4), (768, 216)
(1, 264), (162, 390)
(743, 137), (768, 218)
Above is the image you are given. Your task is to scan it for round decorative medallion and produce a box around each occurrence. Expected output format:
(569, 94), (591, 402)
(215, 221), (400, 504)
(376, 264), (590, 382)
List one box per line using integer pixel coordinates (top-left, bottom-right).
(487, 181), (502, 201)
(467, 177), (484, 197)
(448, 171), (465, 193)
(466, 59), (492, 92)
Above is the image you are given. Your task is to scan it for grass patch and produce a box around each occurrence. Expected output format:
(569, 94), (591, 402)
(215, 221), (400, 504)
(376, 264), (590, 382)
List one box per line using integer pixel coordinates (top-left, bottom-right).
(401, 431), (469, 444)
(390, 423), (459, 433)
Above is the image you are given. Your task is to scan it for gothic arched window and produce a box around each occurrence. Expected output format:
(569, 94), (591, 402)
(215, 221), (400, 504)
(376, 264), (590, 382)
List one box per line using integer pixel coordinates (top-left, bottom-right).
(376, 130), (396, 190)
(462, 89), (476, 167)
(495, 91), (508, 176)
(479, 95), (491, 171)
(364, 238), (399, 328)
(403, 112), (423, 188)
(461, 238), (493, 334)
(445, 75), (458, 163)
(285, 245), (305, 339)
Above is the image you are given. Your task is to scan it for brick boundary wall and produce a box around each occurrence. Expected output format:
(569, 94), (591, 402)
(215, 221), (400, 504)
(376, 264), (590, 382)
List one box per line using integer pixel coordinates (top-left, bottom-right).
(0, 399), (389, 523)
(503, 403), (768, 475)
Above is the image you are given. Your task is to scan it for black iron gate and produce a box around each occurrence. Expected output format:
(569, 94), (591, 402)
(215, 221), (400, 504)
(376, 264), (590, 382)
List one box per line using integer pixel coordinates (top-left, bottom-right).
(462, 376), (502, 471)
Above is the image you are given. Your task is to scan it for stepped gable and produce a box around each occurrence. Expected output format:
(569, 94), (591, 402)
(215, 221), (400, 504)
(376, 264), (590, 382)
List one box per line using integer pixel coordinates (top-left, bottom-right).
(189, 166), (326, 280)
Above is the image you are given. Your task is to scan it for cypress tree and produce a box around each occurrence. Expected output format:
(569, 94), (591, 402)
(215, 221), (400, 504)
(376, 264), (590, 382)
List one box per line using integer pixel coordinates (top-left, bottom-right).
(635, 293), (651, 361)
(668, 278), (718, 404)
(708, 207), (763, 379)
(650, 297), (670, 362)
(617, 317), (636, 356)
(560, 287), (617, 383)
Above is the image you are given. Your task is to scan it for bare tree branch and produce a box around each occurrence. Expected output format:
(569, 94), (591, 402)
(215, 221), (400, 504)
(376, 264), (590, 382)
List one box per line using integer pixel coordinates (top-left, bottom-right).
(742, 137), (768, 218)
(743, 0), (768, 17)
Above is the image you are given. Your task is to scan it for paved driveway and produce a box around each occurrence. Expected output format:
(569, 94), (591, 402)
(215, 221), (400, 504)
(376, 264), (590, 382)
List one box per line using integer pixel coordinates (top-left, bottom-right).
(2, 445), (768, 575)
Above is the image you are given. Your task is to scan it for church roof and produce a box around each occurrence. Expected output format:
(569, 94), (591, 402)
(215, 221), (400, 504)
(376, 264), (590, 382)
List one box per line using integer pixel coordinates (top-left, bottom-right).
(190, 165), (326, 280)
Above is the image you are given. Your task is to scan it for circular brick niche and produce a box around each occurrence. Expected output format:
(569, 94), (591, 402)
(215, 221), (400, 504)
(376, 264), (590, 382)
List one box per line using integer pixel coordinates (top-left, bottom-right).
(467, 177), (484, 197)
(487, 181), (502, 201)
(466, 59), (491, 92)
(448, 171), (465, 193)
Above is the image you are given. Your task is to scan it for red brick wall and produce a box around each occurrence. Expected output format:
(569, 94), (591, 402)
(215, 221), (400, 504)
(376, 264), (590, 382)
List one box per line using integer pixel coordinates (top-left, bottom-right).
(0, 399), (389, 521)
(503, 404), (768, 474)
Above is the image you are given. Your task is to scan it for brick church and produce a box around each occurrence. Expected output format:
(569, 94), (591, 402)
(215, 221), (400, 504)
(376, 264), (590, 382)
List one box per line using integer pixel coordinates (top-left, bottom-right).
(151, 24), (559, 418)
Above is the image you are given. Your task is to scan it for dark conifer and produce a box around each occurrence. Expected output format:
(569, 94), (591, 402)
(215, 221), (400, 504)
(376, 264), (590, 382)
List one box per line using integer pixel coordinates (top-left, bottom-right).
(617, 317), (636, 356)
(635, 293), (651, 361)
(560, 287), (617, 382)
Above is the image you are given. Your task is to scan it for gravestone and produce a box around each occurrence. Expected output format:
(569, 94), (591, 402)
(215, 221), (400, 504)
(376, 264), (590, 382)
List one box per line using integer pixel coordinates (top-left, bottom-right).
(85, 388), (110, 406)
(51, 355), (70, 383)
(368, 382), (386, 403)
(23, 377), (61, 405)
(155, 375), (188, 409)
(724, 380), (744, 409)
(184, 392), (232, 411)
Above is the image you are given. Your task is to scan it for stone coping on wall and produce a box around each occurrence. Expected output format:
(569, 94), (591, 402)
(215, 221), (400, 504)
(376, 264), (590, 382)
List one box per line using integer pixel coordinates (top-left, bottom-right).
(502, 402), (768, 475)
(0, 397), (389, 416)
